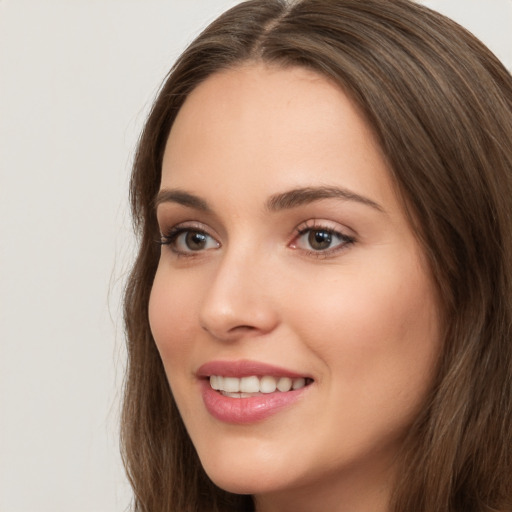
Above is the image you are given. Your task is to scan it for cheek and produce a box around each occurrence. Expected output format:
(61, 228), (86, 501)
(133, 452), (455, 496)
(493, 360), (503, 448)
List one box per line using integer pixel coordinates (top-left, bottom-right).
(148, 267), (198, 367)
(289, 257), (440, 403)
(148, 274), (204, 428)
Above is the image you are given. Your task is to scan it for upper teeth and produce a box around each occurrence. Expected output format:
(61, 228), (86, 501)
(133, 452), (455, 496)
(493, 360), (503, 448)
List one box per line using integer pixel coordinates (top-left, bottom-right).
(210, 375), (307, 394)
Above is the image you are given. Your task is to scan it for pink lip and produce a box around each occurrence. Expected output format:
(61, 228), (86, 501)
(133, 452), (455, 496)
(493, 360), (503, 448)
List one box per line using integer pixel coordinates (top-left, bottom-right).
(196, 360), (312, 424)
(196, 359), (310, 379)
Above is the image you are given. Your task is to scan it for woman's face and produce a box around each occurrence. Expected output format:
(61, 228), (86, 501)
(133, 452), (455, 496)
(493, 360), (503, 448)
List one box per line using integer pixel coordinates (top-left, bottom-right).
(149, 64), (441, 511)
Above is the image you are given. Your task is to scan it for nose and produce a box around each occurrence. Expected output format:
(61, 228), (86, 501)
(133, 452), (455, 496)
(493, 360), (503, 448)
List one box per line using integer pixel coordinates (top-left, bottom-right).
(198, 249), (280, 342)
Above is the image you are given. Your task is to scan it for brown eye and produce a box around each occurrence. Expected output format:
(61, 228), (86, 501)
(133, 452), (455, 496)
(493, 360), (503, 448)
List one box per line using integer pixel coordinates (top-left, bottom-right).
(308, 230), (333, 250)
(292, 226), (355, 255)
(185, 231), (209, 251)
(160, 228), (220, 254)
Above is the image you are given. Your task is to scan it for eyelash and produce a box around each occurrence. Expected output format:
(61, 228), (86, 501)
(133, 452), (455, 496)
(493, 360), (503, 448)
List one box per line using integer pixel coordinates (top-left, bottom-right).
(159, 223), (219, 257)
(291, 221), (355, 258)
(158, 221), (355, 258)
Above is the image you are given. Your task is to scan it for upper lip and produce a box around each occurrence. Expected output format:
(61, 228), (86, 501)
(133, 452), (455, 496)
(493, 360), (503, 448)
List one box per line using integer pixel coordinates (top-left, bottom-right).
(196, 359), (311, 379)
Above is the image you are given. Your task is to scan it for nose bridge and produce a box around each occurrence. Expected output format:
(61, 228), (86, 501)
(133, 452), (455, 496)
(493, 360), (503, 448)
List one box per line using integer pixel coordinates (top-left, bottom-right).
(198, 241), (278, 340)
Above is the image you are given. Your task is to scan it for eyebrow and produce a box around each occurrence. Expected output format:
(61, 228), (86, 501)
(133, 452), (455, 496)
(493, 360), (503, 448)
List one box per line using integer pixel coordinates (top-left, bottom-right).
(266, 186), (385, 213)
(154, 185), (384, 214)
(154, 189), (211, 212)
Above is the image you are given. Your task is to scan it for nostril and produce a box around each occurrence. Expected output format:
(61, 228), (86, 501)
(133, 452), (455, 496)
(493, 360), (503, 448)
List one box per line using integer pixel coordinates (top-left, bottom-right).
(228, 325), (256, 332)
(200, 321), (262, 341)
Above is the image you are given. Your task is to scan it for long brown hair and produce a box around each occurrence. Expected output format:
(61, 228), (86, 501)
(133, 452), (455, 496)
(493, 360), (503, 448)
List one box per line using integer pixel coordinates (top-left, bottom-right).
(122, 1), (512, 510)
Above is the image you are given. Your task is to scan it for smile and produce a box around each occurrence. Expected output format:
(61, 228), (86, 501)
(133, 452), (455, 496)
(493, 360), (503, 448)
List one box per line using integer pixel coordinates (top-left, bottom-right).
(197, 361), (313, 423)
(210, 375), (309, 396)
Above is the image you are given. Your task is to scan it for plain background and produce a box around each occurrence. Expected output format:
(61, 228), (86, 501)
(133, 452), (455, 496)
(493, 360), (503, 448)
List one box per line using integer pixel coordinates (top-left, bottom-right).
(1, 1), (511, 511)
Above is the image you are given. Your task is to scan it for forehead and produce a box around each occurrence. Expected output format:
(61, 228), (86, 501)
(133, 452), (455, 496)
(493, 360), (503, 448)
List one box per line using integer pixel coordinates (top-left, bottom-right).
(165, 63), (378, 159)
(161, 63), (397, 213)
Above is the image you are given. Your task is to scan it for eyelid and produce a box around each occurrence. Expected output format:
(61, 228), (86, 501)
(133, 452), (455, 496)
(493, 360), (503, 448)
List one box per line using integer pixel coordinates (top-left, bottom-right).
(289, 219), (356, 257)
(159, 220), (206, 239)
(159, 221), (221, 256)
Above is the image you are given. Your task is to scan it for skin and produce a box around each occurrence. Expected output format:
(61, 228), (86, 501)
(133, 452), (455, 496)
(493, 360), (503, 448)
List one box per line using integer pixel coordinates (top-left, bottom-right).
(149, 63), (441, 512)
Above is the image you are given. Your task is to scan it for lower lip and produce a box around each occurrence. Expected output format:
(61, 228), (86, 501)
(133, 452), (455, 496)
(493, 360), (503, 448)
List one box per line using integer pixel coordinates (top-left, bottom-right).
(200, 380), (309, 424)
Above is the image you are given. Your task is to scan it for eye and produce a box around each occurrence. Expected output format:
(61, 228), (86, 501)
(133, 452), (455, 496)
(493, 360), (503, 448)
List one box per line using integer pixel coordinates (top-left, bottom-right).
(160, 227), (220, 255)
(303, 230), (337, 251)
(291, 223), (355, 256)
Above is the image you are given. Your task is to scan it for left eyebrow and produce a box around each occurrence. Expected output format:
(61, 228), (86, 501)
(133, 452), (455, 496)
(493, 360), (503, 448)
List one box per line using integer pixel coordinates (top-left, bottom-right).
(266, 186), (385, 213)
(154, 189), (212, 212)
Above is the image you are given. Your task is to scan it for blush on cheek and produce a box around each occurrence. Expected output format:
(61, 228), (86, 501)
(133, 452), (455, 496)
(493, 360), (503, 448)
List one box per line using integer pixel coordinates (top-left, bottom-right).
(148, 280), (192, 360)
(300, 258), (439, 389)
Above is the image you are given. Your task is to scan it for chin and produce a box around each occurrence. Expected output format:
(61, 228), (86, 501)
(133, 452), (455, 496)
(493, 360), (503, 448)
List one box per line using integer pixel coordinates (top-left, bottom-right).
(200, 455), (292, 496)
(209, 476), (262, 496)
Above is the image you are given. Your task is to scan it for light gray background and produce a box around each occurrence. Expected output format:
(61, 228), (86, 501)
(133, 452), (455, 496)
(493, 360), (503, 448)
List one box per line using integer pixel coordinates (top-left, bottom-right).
(1, 1), (511, 511)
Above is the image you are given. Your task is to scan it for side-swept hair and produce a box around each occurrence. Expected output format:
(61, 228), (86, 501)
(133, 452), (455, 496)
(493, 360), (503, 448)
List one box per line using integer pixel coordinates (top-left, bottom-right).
(122, 1), (512, 510)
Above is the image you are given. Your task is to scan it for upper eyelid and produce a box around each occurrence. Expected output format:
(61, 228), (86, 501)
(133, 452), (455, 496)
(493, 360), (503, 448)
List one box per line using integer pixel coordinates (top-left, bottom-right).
(158, 218), (356, 247)
(293, 218), (356, 237)
(290, 230), (355, 260)
(155, 202), (221, 235)
(159, 225), (220, 256)
(292, 225), (354, 243)
(159, 220), (215, 236)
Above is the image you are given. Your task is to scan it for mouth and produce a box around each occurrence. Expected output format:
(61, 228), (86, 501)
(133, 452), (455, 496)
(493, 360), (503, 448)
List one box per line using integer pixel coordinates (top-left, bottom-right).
(209, 375), (313, 398)
(197, 360), (314, 423)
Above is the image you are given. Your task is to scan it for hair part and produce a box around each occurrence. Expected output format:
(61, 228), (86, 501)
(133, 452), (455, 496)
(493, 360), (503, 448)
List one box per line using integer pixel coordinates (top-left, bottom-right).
(122, 1), (512, 510)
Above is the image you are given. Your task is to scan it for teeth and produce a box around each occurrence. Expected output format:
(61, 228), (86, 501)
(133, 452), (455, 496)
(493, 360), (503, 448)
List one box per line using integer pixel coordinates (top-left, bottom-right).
(277, 377), (292, 392)
(222, 377), (239, 393)
(209, 375), (309, 394)
(260, 376), (277, 393)
(292, 377), (306, 390)
(240, 376), (260, 393)
(210, 375), (222, 390)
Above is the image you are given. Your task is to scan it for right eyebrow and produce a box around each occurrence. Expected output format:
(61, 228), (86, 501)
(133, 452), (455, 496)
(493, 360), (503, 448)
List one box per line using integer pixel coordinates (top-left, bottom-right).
(154, 189), (212, 212)
(266, 185), (385, 213)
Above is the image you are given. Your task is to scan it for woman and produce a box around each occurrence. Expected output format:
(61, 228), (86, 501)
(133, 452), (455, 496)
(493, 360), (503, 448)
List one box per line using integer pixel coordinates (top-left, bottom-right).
(121, 0), (512, 510)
